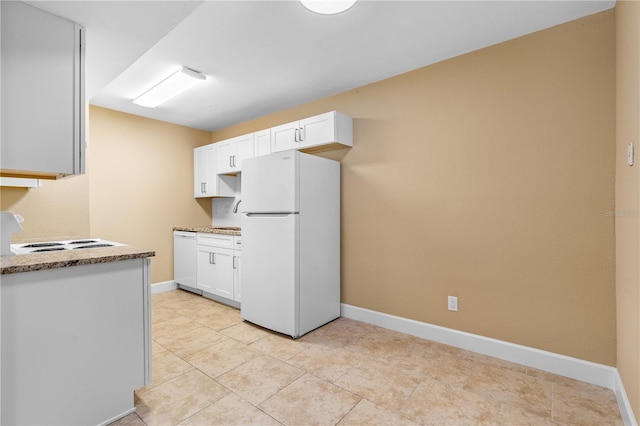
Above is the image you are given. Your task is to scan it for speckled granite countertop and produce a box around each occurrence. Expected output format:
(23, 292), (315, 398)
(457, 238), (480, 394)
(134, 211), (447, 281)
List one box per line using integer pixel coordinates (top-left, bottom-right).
(173, 226), (241, 236)
(1, 245), (155, 275)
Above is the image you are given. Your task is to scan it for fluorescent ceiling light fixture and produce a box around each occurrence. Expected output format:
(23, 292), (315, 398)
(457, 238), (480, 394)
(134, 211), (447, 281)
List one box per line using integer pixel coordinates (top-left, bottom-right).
(300, 0), (357, 15)
(133, 67), (206, 108)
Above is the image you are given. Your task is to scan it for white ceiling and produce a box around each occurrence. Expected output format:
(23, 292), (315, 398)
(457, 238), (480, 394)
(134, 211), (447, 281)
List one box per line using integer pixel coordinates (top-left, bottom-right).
(26, 0), (615, 132)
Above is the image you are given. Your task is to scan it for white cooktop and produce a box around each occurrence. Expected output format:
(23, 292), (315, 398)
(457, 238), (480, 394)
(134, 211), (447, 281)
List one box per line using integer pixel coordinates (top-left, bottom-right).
(11, 239), (125, 255)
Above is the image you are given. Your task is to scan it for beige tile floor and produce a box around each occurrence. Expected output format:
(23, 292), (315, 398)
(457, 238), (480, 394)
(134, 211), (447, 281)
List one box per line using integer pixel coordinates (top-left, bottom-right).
(112, 289), (622, 426)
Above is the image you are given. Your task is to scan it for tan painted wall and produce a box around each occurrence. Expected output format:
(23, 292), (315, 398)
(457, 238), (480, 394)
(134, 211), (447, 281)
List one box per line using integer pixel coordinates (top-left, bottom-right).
(212, 11), (616, 365)
(87, 106), (212, 283)
(616, 1), (640, 418)
(0, 173), (90, 239)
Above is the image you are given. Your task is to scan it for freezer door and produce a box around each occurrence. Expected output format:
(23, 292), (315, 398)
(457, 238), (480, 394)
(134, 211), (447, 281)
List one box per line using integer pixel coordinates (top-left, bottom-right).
(241, 151), (298, 213)
(240, 213), (299, 337)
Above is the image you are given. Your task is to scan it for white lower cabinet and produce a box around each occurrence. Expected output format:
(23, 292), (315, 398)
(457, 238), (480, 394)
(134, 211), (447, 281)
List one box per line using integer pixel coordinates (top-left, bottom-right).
(196, 233), (241, 307)
(197, 246), (234, 298)
(1, 258), (151, 425)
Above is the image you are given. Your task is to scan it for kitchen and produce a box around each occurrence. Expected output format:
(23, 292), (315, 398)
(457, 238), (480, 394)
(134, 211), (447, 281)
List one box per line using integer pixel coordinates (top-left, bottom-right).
(0, 0), (638, 425)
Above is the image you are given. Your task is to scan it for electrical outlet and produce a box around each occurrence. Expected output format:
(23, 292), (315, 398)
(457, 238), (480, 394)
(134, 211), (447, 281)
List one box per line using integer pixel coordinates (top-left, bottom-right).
(448, 296), (458, 312)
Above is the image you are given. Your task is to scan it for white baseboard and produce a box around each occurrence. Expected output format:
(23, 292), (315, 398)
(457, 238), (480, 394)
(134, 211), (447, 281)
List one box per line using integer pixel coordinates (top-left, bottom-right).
(97, 407), (135, 426)
(341, 303), (636, 426)
(615, 369), (639, 426)
(150, 280), (176, 294)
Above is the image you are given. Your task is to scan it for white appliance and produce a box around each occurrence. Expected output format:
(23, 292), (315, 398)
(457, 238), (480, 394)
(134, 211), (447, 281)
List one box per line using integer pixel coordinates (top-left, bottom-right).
(173, 231), (198, 293)
(241, 150), (340, 338)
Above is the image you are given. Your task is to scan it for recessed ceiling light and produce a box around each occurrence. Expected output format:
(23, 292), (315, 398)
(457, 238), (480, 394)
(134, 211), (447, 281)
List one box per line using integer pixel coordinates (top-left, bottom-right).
(133, 67), (206, 108)
(300, 0), (358, 15)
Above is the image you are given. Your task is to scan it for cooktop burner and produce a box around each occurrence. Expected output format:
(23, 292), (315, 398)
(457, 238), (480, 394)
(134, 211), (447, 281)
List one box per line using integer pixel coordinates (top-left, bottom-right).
(10, 239), (125, 255)
(67, 240), (98, 245)
(31, 247), (67, 252)
(22, 242), (64, 248)
(73, 244), (113, 249)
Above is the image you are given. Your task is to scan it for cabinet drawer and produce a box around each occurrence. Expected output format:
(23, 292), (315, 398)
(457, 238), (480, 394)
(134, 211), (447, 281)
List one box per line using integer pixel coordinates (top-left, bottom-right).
(197, 233), (234, 249)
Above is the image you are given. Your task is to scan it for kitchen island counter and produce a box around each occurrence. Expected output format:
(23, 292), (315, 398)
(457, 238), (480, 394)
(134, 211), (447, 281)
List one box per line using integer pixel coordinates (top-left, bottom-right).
(2, 246), (153, 425)
(173, 225), (241, 236)
(0, 245), (155, 275)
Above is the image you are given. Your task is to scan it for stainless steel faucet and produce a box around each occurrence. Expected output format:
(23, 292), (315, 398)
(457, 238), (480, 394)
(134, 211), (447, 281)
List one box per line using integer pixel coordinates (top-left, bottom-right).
(232, 199), (242, 213)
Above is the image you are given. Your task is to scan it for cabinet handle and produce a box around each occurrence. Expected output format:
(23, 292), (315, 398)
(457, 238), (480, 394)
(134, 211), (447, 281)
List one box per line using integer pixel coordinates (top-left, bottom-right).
(232, 155), (236, 168)
(212, 253), (216, 264)
(233, 256), (237, 269)
(299, 127), (305, 141)
(294, 128), (299, 142)
(229, 156), (233, 168)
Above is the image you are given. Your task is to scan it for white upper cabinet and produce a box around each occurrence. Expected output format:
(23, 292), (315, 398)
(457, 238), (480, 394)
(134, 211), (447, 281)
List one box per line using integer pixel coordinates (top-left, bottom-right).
(197, 112), (351, 190)
(254, 129), (272, 158)
(216, 133), (255, 174)
(271, 111), (353, 154)
(1, 1), (85, 179)
(194, 146), (212, 197)
(194, 144), (235, 198)
(270, 122), (299, 152)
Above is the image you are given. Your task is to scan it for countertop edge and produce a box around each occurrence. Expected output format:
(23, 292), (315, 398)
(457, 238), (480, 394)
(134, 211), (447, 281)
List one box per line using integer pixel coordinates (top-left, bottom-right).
(1, 249), (156, 275)
(173, 226), (241, 236)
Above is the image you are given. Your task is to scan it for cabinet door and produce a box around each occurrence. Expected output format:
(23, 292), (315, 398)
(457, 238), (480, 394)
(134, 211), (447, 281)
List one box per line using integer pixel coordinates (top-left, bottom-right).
(194, 147), (208, 197)
(1, 1), (84, 178)
(271, 121), (300, 153)
(234, 134), (254, 170)
(210, 247), (234, 299)
(233, 252), (241, 302)
(196, 246), (215, 292)
(216, 139), (235, 174)
(299, 111), (335, 149)
(254, 129), (271, 157)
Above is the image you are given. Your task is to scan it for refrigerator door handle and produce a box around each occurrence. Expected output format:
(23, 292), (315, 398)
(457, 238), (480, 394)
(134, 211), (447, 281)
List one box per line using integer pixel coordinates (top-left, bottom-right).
(244, 213), (298, 218)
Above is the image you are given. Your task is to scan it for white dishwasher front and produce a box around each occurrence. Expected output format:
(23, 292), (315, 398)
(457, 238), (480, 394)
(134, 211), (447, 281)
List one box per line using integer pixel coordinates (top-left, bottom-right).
(173, 231), (198, 293)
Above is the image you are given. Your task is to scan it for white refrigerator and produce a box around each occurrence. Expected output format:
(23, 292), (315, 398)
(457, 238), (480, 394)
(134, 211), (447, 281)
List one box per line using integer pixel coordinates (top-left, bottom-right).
(240, 150), (340, 338)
